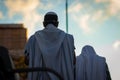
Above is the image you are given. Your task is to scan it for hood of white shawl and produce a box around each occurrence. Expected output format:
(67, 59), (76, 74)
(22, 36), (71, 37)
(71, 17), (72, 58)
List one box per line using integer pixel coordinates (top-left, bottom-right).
(34, 24), (66, 55)
(76, 45), (106, 80)
(81, 45), (97, 56)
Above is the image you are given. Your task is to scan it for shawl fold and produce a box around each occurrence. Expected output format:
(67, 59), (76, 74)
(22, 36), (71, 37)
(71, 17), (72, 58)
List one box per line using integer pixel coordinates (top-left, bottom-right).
(76, 45), (106, 80)
(25, 24), (75, 80)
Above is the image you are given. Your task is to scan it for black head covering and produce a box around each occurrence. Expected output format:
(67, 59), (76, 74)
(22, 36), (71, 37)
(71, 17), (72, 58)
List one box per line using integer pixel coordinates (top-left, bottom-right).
(43, 12), (58, 27)
(44, 12), (58, 22)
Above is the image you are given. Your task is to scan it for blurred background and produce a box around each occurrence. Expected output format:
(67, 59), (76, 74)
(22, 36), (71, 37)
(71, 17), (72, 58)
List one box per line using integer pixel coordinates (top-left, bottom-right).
(0, 0), (120, 80)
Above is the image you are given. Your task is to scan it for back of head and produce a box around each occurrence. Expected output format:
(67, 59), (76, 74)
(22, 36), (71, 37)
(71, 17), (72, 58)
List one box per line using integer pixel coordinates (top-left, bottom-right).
(43, 11), (59, 27)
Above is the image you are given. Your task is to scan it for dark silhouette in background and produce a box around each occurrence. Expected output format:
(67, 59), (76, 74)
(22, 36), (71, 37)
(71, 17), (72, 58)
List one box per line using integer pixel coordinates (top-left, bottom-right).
(0, 46), (16, 80)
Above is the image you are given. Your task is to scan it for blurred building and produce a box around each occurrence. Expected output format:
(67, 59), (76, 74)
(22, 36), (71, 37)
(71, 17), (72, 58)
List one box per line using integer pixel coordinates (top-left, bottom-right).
(0, 24), (27, 58)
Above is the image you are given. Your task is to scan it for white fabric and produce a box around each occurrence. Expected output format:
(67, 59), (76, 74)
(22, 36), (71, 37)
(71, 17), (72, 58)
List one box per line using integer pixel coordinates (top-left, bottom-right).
(25, 24), (75, 80)
(76, 45), (106, 80)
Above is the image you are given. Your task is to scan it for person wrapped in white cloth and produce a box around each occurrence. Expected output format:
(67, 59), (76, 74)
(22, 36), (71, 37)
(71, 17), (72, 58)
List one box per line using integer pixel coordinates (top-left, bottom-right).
(24, 12), (76, 80)
(76, 45), (111, 80)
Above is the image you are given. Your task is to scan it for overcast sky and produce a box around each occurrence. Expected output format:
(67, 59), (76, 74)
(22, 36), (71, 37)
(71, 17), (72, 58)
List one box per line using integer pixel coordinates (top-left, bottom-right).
(0, 0), (120, 79)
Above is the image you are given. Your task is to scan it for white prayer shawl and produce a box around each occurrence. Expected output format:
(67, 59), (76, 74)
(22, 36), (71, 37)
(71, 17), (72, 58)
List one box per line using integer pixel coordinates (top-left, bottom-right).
(76, 45), (106, 80)
(25, 24), (75, 80)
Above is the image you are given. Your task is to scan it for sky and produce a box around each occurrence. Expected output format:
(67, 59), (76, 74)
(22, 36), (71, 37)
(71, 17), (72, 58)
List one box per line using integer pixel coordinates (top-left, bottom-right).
(0, 0), (120, 79)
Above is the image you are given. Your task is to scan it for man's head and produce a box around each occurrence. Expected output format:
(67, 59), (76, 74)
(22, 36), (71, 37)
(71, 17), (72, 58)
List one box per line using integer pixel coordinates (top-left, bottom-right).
(43, 12), (59, 27)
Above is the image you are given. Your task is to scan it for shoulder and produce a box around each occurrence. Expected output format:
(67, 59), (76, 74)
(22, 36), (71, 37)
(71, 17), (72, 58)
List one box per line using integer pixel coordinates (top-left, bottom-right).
(28, 35), (35, 41)
(28, 30), (42, 40)
(66, 33), (74, 40)
(34, 30), (42, 35)
(26, 34), (37, 45)
(65, 33), (75, 47)
(66, 33), (73, 36)
(97, 55), (106, 62)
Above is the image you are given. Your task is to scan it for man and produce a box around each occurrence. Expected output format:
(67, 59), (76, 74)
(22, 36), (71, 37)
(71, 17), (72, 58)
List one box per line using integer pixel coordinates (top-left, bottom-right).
(76, 45), (111, 80)
(24, 12), (76, 80)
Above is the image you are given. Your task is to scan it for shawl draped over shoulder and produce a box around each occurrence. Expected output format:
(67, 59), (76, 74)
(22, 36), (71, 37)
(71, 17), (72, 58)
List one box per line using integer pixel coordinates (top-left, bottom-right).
(76, 45), (106, 80)
(25, 24), (75, 80)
